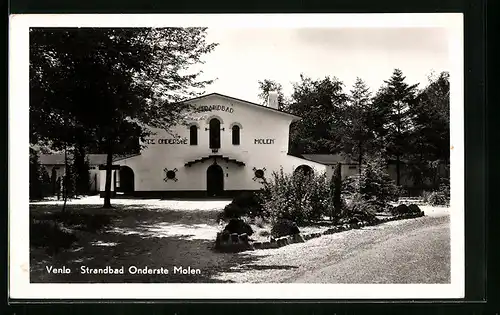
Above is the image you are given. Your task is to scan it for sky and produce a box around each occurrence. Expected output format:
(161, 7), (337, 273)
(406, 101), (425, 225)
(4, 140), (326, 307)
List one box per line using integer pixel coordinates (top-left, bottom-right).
(194, 27), (450, 104)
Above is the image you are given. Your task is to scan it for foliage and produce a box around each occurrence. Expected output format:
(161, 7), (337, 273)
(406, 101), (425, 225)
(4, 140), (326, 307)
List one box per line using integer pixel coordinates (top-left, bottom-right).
(30, 27), (218, 208)
(223, 218), (254, 236)
(351, 159), (400, 211)
(221, 192), (265, 220)
(406, 72), (450, 188)
(71, 145), (91, 196)
(257, 79), (288, 111)
(288, 74), (349, 155)
(270, 218), (300, 238)
(29, 148), (52, 200)
(370, 69), (419, 186)
(342, 78), (374, 167)
(427, 192), (448, 206)
(261, 167), (334, 225)
(332, 163), (343, 218)
(344, 195), (380, 224)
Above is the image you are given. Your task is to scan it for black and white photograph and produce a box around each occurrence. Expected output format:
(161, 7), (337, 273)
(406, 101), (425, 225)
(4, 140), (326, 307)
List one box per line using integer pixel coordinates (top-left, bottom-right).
(9, 13), (464, 299)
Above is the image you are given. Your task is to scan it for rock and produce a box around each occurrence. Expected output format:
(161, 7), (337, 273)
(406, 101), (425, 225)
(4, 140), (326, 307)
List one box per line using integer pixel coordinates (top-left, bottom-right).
(392, 204), (410, 215)
(271, 219), (301, 238)
(224, 218), (253, 236)
(261, 241), (271, 249)
(230, 233), (239, 243)
(348, 217), (360, 224)
(253, 242), (262, 249)
(408, 204), (421, 214)
(277, 238), (286, 247)
(292, 234), (304, 243)
(239, 233), (249, 243)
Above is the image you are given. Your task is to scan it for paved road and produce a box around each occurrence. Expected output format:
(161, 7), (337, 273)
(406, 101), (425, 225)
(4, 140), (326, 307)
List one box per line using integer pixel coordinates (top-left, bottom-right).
(215, 212), (450, 283)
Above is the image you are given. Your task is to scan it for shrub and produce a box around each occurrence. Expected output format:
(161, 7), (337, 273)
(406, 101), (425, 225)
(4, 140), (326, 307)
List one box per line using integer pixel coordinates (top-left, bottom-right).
(428, 191), (448, 206)
(347, 159), (400, 211)
(222, 203), (245, 219)
(345, 195), (379, 224)
(223, 218), (254, 236)
(270, 218), (300, 238)
(221, 192), (266, 220)
(261, 167), (334, 225)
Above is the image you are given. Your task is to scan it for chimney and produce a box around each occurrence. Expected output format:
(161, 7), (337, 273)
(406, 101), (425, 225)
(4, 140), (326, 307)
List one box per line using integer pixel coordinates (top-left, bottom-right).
(267, 91), (279, 110)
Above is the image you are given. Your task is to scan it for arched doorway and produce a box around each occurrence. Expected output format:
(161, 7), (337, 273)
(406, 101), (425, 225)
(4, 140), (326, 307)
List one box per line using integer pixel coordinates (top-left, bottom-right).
(118, 166), (134, 193)
(207, 164), (224, 197)
(209, 118), (221, 149)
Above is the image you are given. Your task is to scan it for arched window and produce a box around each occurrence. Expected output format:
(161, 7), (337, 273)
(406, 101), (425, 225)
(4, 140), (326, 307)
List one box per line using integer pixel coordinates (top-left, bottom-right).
(209, 118), (221, 149)
(232, 125), (240, 145)
(189, 125), (198, 145)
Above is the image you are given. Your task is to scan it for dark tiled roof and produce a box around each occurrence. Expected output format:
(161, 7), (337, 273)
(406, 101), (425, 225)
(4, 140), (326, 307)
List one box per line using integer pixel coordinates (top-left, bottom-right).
(300, 154), (357, 165)
(39, 154), (107, 166)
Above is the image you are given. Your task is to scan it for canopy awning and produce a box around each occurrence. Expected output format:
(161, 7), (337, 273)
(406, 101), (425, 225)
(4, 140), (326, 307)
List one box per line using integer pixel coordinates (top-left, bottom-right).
(185, 155), (245, 167)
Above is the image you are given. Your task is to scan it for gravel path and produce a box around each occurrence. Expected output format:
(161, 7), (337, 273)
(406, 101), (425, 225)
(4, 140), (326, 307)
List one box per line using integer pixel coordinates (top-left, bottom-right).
(212, 212), (450, 283)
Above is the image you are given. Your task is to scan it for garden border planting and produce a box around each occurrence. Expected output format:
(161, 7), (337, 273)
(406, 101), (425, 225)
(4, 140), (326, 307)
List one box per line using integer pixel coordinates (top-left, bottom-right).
(214, 210), (425, 252)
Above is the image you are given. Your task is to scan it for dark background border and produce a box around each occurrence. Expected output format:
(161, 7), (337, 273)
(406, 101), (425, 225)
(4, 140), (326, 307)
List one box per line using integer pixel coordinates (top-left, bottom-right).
(6, 0), (489, 313)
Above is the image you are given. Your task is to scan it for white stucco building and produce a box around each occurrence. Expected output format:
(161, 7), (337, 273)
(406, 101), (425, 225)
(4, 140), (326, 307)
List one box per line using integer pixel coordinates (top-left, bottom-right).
(100, 92), (335, 198)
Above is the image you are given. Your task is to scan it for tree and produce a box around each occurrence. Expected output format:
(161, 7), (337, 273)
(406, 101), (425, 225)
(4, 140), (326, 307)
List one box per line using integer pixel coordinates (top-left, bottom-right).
(72, 144), (91, 196)
(30, 28), (218, 208)
(29, 147), (44, 200)
(370, 69), (419, 186)
(342, 78), (373, 171)
(288, 74), (349, 155)
(357, 158), (400, 211)
(257, 79), (287, 111)
(332, 163), (342, 219)
(408, 71), (450, 188)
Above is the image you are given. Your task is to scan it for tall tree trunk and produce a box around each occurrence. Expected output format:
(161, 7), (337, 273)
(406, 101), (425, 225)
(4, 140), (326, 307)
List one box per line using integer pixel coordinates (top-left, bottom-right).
(396, 154), (401, 186)
(62, 146), (69, 213)
(358, 140), (363, 175)
(103, 142), (114, 208)
(333, 163), (342, 218)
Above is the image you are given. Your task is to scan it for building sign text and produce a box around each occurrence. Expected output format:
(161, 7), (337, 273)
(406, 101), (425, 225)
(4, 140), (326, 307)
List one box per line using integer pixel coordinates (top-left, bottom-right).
(254, 138), (275, 144)
(199, 104), (234, 113)
(144, 138), (188, 145)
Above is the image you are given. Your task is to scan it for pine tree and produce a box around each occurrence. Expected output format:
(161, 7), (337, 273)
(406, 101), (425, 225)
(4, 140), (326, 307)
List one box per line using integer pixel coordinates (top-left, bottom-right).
(371, 69), (419, 186)
(358, 159), (400, 210)
(409, 71), (450, 189)
(343, 78), (373, 171)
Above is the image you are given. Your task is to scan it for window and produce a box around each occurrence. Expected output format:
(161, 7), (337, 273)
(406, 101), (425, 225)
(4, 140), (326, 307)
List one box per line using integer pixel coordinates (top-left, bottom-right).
(232, 125), (240, 145)
(189, 125), (198, 145)
(209, 118), (221, 149)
